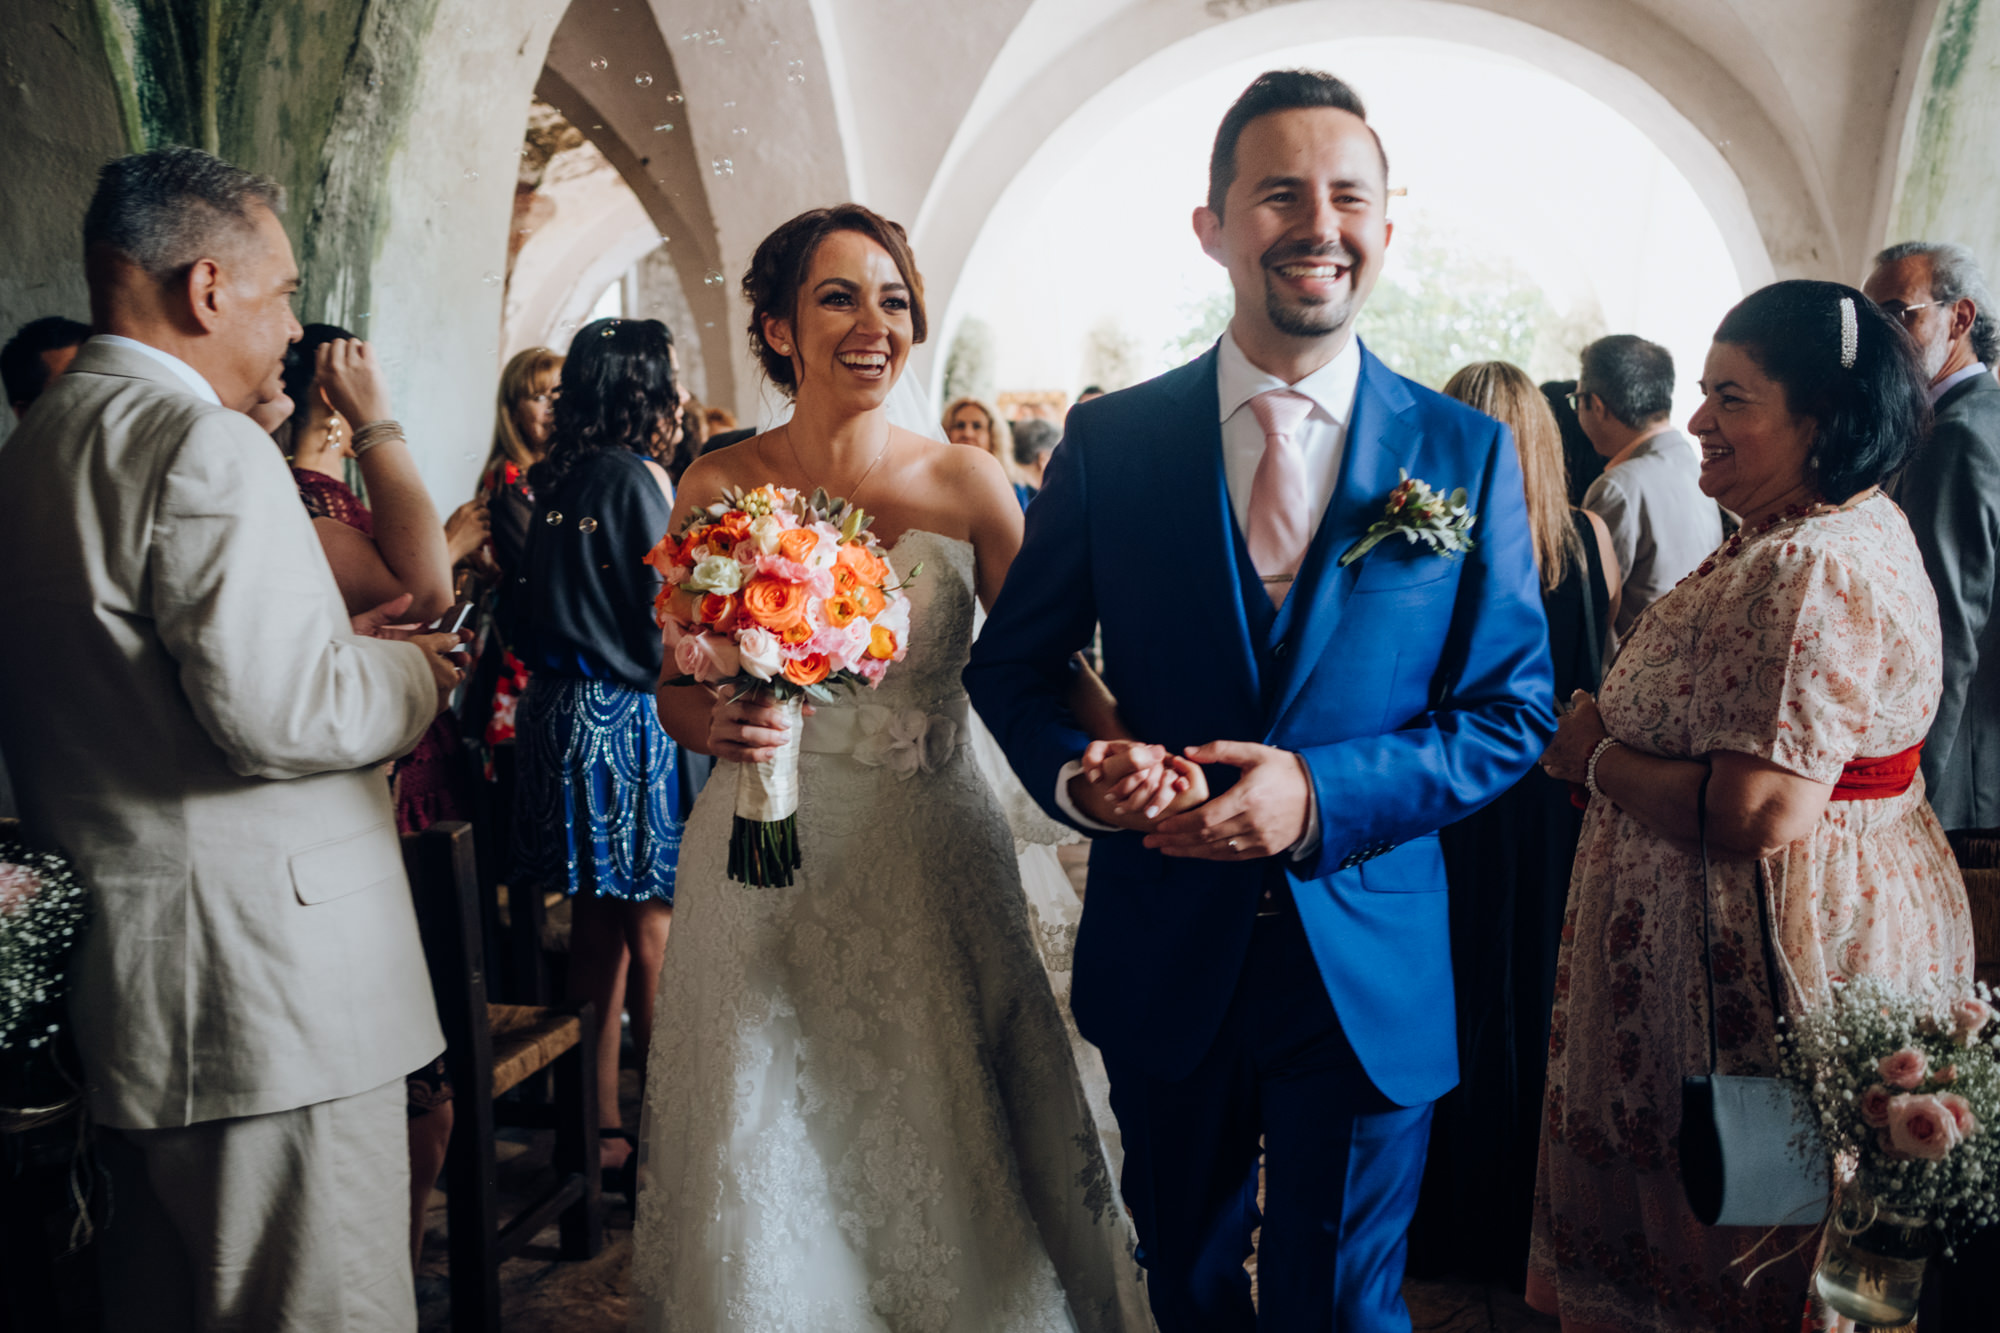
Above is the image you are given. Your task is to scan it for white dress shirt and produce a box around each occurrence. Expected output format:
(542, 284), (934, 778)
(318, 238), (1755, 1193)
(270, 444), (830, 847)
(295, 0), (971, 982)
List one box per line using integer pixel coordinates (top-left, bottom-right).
(91, 334), (222, 406)
(1053, 331), (1365, 852)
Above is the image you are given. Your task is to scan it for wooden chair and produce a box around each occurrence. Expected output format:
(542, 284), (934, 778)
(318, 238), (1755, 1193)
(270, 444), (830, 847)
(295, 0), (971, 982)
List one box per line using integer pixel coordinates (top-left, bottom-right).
(1945, 828), (2000, 988)
(402, 822), (603, 1333)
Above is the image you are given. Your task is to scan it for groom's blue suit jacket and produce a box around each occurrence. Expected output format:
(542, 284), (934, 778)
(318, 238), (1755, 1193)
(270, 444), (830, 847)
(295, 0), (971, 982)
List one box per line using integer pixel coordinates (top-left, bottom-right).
(965, 342), (1555, 1107)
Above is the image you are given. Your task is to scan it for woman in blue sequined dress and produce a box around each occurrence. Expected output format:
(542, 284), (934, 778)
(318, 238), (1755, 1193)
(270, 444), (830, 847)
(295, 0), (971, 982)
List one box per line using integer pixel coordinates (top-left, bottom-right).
(512, 317), (686, 1178)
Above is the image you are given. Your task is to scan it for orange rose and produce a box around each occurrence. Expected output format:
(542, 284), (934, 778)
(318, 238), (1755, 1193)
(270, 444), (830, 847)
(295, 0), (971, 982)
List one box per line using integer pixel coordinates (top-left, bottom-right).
(783, 653), (831, 686)
(740, 576), (809, 631)
(698, 592), (736, 627)
(836, 542), (891, 589)
(643, 534), (678, 573)
(716, 510), (752, 539)
(677, 524), (711, 557)
(780, 617), (815, 646)
(867, 626), (897, 660)
(857, 584), (887, 618)
(777, 529), (820, 565)
(823, 592), (862, 628)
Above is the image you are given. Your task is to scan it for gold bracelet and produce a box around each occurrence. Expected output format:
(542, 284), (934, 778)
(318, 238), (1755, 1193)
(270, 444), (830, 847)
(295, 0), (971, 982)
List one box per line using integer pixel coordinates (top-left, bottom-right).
(350, 419), (405, 457)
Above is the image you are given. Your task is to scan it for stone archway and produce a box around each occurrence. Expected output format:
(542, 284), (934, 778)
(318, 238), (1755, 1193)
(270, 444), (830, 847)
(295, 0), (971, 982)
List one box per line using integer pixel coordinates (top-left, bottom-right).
(908, 0), (1926, 389)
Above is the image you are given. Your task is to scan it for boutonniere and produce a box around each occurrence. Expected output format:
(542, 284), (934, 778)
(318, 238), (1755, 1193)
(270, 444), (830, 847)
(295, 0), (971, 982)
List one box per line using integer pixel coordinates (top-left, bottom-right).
(1338, 470), (1477, 567)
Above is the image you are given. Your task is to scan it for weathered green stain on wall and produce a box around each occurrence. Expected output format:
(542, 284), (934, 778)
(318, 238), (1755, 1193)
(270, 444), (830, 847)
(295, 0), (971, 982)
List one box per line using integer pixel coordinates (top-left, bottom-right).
(84, 0), (442, 328)
(1890, 0), (2000, 271)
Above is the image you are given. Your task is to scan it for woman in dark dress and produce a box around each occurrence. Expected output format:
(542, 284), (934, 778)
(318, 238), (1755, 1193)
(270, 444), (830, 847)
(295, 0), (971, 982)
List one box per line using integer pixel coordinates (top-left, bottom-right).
(511, 318), (687, 1178)
(1407, 359), (1622, 1286)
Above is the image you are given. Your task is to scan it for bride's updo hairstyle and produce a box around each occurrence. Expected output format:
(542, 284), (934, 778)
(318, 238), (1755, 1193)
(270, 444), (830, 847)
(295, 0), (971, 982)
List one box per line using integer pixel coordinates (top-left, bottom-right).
(742, 203), (928, 396)
(1710, 279), (1929, 502)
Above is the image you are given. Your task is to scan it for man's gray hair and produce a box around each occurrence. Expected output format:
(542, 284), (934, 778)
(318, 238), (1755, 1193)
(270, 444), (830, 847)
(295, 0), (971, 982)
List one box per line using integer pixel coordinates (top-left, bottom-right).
(83, 146), (284, 280)
(1874, 240), (1999, 365)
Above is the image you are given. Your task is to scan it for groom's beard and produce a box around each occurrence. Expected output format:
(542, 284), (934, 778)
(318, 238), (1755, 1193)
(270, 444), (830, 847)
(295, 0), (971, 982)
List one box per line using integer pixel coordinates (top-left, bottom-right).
(1262, 239), (1361, 339)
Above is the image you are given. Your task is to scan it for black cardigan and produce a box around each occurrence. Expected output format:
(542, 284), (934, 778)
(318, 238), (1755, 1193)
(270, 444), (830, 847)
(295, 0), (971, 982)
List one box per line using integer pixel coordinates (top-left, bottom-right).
(516, 447), (672, 692)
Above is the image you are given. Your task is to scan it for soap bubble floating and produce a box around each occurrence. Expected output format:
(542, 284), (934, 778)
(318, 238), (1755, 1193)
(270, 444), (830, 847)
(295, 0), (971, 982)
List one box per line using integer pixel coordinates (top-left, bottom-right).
(589, 56), (609, 72)
(634, 72), (653, 87)
(712, 158), (734, 177)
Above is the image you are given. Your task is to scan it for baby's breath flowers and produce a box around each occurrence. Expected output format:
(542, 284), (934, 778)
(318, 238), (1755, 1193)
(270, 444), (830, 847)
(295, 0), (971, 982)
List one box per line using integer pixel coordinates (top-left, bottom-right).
(1778, 976), (1999, 1256)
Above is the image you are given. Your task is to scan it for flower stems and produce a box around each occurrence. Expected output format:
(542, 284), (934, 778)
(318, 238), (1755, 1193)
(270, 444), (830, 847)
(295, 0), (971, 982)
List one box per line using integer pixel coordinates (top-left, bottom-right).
(728, 814), (800, 888)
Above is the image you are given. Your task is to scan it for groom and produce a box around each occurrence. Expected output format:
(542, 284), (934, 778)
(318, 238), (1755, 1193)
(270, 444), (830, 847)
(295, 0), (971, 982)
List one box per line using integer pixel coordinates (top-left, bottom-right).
(966, 71), (1553, 1330)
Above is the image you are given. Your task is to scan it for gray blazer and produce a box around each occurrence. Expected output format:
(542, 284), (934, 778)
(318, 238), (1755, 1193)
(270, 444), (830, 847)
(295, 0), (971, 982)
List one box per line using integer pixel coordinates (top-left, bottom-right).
(0, 341), (443, 1128)
(1898, 370), (2000, 830)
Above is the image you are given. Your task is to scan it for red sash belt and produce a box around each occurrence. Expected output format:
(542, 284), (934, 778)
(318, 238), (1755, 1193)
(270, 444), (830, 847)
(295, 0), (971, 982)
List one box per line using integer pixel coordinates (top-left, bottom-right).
(1828, 742), (1923, 802)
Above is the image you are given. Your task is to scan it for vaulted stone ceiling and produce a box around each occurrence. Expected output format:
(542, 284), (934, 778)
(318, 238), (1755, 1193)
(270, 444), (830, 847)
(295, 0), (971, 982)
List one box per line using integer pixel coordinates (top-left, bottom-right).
(2, 0), (1994, 495)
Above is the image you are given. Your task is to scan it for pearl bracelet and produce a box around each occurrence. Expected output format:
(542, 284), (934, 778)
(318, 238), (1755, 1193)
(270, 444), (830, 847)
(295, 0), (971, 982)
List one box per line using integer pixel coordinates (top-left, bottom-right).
(1584, 736), (1620, 800)
(350, 419), (405, 457)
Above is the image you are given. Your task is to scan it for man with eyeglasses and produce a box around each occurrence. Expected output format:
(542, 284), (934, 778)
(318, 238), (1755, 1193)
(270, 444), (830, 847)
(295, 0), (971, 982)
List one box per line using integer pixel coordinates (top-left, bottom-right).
(1864, 241), (2000, 831)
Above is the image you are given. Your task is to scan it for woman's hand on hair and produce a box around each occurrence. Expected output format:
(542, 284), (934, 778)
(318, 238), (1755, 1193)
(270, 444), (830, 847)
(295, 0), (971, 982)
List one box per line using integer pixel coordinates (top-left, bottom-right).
(1540, 689), (1608, 783)
(444, 497), (490, 564)
(316, 338), (394, 428)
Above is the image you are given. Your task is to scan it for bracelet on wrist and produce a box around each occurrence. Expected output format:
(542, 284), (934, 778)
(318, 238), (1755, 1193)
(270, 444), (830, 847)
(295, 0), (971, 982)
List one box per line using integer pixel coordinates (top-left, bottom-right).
(350, 419), (405, 457)
(1584, 736), (1620, 801)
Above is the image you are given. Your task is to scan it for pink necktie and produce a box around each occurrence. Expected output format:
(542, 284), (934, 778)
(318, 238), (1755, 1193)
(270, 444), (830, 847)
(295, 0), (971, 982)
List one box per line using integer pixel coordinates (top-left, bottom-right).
(1246, 388), (1314, 605)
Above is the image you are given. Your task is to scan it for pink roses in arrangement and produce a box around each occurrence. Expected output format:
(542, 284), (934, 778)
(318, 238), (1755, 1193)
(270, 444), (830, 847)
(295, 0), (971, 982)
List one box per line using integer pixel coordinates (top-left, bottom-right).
(648, 484), (917, 887)
(1780, 976), (2000, 1252)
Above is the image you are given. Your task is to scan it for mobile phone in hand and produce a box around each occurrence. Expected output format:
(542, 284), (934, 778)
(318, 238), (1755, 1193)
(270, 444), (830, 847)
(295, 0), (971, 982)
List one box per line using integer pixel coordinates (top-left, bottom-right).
(433, 602), (475, 637)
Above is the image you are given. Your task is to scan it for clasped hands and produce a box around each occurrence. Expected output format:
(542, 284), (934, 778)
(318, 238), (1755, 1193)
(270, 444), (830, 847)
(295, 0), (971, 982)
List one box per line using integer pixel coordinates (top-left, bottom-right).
(1070, 738), (1313, 861)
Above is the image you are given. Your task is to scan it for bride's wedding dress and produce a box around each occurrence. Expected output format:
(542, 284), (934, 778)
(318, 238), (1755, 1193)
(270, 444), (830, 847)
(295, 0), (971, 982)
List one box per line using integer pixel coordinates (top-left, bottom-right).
(631, 529), (1150, 1332)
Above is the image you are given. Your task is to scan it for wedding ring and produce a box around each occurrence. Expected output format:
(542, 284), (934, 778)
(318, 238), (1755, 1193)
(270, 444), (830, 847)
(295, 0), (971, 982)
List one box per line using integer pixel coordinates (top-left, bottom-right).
(1227, 838), (1239, 852)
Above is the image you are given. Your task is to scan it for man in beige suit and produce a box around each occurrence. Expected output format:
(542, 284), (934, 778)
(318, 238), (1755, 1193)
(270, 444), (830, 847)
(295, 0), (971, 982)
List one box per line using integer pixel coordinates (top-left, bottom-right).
(0, 147), (461, 1330)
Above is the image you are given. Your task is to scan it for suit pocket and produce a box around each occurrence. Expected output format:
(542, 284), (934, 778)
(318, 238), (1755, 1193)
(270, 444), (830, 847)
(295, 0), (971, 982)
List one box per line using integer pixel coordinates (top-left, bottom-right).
(290, 823), (404, 905)
(1357, 832), (1446, 893)
(1351, 546), (1458, 593)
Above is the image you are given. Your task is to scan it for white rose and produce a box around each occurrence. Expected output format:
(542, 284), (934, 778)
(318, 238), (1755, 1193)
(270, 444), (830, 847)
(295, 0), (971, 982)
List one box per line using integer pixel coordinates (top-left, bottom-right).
(687, 555), (743, 594)
(738, 626), (783, 680)
(749, 515), (785, 555)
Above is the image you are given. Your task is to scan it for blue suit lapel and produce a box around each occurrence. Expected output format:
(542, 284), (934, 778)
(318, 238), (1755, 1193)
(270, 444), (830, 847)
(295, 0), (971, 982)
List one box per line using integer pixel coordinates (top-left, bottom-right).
(1160, 348), (1262, 718)
(1264, 345), (1418, 735)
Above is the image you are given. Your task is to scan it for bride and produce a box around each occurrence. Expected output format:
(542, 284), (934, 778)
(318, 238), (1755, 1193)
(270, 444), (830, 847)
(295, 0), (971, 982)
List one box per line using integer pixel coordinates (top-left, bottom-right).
(632, 205), (1187, 1331)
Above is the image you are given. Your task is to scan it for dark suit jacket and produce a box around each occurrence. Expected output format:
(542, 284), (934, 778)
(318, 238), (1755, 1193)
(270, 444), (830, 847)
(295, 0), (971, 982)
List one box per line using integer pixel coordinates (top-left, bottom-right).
(1898, 370), (2000, 828)
(964, 343), (1554, 1104)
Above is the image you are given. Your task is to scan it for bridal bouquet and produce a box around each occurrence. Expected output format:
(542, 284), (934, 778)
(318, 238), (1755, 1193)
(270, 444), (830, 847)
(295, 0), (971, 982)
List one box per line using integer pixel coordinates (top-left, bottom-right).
(648, 484), (914, 887)
(1778, 977), (1999, 1319)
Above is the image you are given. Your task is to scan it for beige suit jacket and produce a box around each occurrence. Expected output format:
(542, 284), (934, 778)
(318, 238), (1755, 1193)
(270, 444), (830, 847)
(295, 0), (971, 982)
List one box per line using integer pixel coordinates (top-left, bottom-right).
(0, 341), (444, 1129)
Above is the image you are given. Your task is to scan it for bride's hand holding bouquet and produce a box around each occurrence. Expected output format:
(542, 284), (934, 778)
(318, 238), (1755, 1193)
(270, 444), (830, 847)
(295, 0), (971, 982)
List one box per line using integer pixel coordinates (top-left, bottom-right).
(649, 482), (916, 886)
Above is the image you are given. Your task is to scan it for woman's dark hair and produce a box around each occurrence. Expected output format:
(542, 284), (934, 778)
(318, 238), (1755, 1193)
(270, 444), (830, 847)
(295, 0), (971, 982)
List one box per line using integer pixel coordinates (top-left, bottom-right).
(280, 323), (353, 419)
(742, 203), (927, 395)
(532, 317), (681, 492)
(1712, 279), (1930, 501)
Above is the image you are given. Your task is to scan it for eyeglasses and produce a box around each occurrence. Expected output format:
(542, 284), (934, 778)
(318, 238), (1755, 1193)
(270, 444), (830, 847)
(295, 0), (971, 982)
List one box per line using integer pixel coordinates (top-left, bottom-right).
(1880, 300), (1940, 327)
(1566, 389), (1592, 411)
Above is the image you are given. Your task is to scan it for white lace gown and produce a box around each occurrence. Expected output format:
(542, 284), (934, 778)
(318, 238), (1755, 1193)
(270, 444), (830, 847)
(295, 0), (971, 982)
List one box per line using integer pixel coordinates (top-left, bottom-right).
(631, 530), (1151, 1333)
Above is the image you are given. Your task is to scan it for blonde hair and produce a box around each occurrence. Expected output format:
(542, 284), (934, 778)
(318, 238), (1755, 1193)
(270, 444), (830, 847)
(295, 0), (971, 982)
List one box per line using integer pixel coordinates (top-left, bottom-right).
(487, 347), (564, 474)
(1441, 361), (1577, 593)
(941, 396), (1018, 482)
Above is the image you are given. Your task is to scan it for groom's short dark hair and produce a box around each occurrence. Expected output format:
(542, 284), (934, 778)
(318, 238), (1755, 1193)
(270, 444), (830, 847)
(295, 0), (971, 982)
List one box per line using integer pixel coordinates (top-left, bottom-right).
(1207, 70), (1386, 216)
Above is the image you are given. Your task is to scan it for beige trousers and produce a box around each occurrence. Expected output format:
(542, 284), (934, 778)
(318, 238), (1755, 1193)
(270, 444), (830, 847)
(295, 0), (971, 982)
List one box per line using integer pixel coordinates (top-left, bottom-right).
(96, 1077), (413, 1333)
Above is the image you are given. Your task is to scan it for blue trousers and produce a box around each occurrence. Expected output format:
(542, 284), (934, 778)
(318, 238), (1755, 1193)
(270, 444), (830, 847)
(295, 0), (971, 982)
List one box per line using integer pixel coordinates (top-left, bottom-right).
(1103, 900), (1434, 1332)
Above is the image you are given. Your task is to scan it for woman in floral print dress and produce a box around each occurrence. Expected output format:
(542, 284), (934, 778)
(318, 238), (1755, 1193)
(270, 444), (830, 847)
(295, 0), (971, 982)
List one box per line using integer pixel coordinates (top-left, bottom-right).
(1530, 281), (1977, 1332)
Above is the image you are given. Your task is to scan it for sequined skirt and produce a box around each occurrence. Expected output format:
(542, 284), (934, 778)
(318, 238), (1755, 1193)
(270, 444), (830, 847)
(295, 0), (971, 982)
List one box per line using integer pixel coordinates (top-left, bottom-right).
(512, 675), (684, 903)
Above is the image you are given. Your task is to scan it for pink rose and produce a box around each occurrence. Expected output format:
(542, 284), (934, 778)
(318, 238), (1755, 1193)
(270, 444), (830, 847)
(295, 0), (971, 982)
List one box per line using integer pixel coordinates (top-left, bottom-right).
(1858, 1084), (1895, 1129)
(1937, 1092), (1979, 1138)
(1936, 1065), (1958, 1084)
(1951, 998), (1995, 1047)
(1877, 1046), (1929, 1089)
(675, 633), (740, 684)
(665, 563), (689, 585)
(0, 864), (39, 913)
(1887, 1093), (1965, 1161)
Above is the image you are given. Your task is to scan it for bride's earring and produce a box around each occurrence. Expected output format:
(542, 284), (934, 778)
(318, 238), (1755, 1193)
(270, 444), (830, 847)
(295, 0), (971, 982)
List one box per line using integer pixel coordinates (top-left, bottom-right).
(325, 415), (344, 451)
